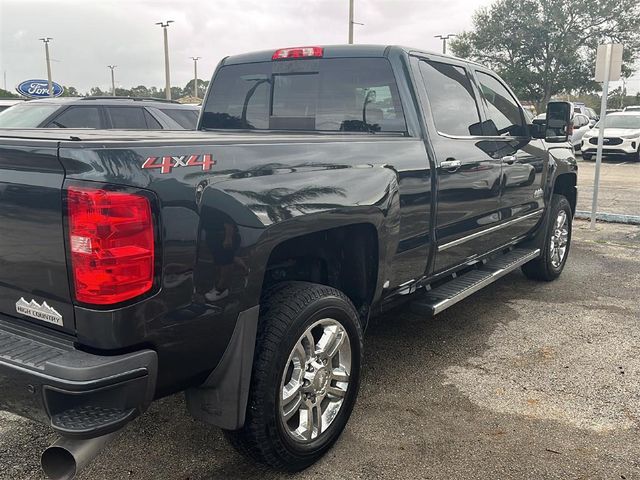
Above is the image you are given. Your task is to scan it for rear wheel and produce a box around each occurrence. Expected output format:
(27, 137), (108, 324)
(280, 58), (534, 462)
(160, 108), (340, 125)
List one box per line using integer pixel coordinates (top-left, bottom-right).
(522, 194), (572, 281)
(582, 153), (592, 161)
(224, 282), (363, 471)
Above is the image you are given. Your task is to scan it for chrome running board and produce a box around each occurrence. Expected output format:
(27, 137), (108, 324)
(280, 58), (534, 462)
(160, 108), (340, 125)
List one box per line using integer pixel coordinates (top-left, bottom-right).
(410, 248), (541, 316)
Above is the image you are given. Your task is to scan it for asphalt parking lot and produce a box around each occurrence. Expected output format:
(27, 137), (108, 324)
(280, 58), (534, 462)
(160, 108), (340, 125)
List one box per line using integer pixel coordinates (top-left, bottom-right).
(576, 155), (640, 216)
(1, 218), (639, 479)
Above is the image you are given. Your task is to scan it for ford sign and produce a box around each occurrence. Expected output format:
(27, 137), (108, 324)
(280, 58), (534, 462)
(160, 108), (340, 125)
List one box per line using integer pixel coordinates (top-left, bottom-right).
(16, 79), (63, 98)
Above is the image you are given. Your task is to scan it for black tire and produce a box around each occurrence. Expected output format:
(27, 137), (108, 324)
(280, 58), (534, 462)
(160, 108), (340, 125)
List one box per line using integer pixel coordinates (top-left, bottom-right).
(224, 281), (363, 471)
(522, 194), (572, 281)
(582, 153), (592, 161)
(630, 148), (640, 162)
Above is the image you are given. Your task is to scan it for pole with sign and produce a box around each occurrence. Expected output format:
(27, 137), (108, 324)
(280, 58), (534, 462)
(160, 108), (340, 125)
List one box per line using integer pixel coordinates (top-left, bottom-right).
(590, 43), (623, 229)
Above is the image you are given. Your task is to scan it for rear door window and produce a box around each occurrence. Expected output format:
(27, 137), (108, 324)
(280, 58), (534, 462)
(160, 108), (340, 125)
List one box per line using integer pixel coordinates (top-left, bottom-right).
(418, 60), (483, 136)
(47, 106), (101, 128)
(202, 57), (406, 133)
(106, 107), (148, 129)
(159, 108), (199, 129)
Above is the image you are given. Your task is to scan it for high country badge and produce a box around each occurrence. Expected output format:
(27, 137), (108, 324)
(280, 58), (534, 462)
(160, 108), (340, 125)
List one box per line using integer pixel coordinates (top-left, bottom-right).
(15, 297), (63, 326)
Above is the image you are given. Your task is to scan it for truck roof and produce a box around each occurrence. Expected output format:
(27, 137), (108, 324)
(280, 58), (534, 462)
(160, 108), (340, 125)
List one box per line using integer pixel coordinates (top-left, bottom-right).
(222, 44), (482, 67)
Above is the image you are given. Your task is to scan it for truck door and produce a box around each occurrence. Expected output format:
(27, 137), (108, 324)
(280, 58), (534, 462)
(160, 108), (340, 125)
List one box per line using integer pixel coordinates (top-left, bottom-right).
(414, 57), (505, 274)
(472, 70), (546, 240)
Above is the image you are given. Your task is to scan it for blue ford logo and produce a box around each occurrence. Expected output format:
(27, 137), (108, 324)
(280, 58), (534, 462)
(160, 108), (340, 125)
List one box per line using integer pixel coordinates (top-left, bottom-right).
(16, 79), (63, 98)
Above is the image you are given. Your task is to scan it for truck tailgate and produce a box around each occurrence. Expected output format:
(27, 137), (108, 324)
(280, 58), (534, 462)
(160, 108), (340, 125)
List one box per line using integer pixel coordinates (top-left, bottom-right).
(0, 140), (75, 332)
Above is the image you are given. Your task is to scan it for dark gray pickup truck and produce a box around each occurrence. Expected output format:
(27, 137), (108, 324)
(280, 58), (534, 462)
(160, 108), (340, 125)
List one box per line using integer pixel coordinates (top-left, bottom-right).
(0, 45), (576, 478)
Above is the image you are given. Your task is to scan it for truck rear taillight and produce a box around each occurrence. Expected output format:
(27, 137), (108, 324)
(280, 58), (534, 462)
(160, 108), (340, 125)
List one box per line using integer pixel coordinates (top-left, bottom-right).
(272, 46), (323, 60)
(67, 187), (155, 305)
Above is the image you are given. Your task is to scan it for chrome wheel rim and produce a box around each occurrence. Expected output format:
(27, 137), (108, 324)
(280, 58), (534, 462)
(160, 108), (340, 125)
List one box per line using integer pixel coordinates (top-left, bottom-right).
(550, 210), (569, 268)
(279, 318), (351, 443)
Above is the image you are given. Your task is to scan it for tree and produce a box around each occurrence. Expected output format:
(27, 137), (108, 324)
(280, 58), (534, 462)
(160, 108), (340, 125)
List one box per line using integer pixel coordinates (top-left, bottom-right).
(183, 79), (209, 98)
(0, 88), (19, 98)
(61, 86), (80, 97)
(450, 0), (640, 112)
(156, 86), (184, 100)
(129, 85), (152, 97)
(90, 86), (107, 96)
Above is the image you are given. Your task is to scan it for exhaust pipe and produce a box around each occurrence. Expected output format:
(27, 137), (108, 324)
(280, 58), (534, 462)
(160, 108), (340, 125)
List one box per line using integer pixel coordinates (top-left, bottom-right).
(41, 432), (118, 480)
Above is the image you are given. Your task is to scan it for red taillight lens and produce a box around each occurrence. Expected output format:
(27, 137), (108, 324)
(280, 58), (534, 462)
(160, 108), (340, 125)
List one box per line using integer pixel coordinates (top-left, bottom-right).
(272, 46), (323, 60)
(67, 187), (155, 305)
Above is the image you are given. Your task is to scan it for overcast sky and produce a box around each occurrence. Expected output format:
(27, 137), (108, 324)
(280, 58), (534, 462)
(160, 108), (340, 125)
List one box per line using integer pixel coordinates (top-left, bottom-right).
(0, 0), (498, 93)
(1, 0), (637, 95)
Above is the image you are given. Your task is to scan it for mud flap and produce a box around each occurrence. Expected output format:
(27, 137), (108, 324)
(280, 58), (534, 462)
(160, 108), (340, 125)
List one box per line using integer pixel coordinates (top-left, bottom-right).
(185, 305), (259, 430)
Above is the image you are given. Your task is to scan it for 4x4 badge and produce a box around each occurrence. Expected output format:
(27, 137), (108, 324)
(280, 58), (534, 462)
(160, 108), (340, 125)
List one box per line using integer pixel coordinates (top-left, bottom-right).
(142, 154), (215, 174)
(15, 297), (63, 326)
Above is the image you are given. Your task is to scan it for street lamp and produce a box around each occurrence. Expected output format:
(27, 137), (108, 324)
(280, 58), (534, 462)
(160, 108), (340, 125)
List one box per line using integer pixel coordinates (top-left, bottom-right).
(434, 34), (456, 55)
(107, 65), (117, 96)
(39, 37), (53, 96)
(190, 57), (201, 98)
(348, 0), (363, 44)
(156, 20), (174, 100)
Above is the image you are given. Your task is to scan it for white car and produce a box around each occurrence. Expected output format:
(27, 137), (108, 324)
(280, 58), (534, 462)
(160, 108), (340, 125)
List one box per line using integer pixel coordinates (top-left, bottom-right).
(571, 113), (591, 151)
(573, 102), (598, 126)
(534, 112), (591, 151)
(581, 112), (640, 161)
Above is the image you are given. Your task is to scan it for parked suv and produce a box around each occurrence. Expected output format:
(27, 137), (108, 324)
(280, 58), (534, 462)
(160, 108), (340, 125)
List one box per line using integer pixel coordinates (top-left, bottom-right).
(0, 97), (200, 129)
(572, 113), (591, 151)
(573, 102), (598, 126)
(581, 112), (640, 161)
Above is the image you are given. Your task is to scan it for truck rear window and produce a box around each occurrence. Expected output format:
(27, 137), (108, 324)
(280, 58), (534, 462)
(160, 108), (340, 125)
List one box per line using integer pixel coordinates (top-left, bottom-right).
(201, 58), (406, 133)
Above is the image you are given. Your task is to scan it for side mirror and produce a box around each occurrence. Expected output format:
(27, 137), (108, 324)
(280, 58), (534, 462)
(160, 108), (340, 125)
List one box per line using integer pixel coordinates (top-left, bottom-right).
(529, 121), (546, 139)
(545, 101), (572, 143)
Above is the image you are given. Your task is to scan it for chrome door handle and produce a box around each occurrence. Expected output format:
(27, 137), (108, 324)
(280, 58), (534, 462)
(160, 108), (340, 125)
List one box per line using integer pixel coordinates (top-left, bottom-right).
(501, 155), (517, 164)
(440, 159), (462, 170)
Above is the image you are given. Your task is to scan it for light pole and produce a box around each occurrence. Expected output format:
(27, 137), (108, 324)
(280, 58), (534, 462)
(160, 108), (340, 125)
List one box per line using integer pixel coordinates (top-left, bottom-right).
(39, 37), (53, 96)
(107, 65), (117, 96)
(347, 0), (363, 44)
(156, 20), (174, 100)
(190, 56), (201, 98)
(348, 0), (354, 44)
(434, 33), (456, 55)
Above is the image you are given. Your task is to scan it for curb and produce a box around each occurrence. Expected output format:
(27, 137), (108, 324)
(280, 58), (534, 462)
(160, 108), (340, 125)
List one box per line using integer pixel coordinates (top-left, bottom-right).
(575, 211), (640, 225)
